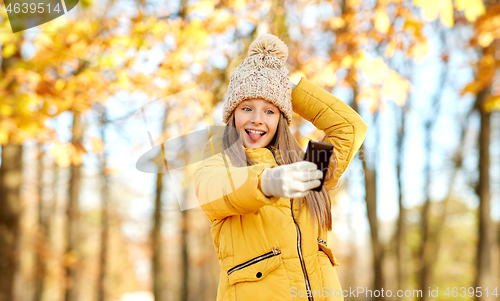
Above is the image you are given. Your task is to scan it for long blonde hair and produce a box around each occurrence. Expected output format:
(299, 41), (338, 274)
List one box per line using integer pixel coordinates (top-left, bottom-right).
(222, 111), (338, 234)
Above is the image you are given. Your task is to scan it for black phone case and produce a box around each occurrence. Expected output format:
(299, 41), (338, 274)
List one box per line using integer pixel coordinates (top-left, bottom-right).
(303, 140), (334, 192)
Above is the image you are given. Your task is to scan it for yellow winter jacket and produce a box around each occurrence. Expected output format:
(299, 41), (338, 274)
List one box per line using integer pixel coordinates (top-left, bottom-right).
(193, 77), (368, 301)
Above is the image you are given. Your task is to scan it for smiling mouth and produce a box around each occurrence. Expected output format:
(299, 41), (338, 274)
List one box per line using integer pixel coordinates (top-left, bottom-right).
(245, 129), (267, 142)
(245, 129), (266, 135)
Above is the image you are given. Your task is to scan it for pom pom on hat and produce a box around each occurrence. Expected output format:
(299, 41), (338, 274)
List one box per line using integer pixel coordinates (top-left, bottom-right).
(248, 34), (289, 63)
(223, 34), (293, 125)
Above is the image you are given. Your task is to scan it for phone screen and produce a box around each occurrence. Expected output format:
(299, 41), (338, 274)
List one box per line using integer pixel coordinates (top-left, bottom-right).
(303, 140), (334, 192)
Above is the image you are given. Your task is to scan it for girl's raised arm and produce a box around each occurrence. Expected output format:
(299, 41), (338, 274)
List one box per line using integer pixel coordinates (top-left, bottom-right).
(291, 77), (368, 190)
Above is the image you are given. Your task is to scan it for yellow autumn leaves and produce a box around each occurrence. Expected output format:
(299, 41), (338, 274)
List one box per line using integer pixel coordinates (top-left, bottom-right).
(48, 137), (106, 167)
(355, 51), (411, 112)
(413, 0), (485, 27)
(456, 0), (486, 22)
(360, 0), (494, 112)
(475, 5), (500, 47)
(374, 0), (486, 31)
(375, 8), (391, 34)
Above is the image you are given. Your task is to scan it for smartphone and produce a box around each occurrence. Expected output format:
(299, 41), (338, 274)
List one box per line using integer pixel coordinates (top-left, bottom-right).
(303, 140), (334, 192)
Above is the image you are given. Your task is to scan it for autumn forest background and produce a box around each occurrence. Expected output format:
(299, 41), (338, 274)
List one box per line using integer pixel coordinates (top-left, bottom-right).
(0, 0), (499, 301)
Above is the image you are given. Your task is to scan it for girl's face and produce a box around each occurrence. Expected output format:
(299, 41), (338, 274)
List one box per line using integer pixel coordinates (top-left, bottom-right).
(234, 98), (280, 149)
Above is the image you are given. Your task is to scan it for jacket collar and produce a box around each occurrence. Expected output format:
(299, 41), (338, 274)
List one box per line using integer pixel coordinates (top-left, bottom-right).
(209, 133), (280, 165)
(244, 144), (281, 165)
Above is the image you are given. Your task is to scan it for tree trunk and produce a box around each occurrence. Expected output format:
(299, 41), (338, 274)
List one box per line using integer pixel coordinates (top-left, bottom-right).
(0, 32), (23, 301)
(0, 143), (23, 301)
(473, 1), (497, 296)
(152, 171), (164, 301)
(151, 127), (169, 301)
(96, 109), (109, 301)
(417, 36), (448, 299)
(64, 112), (83, 301)
(46, 159), (59, 300)
(345, 180), (358, 294)
(180, 198), (189, 301)
(351, 88), (384, 300)
(34, 144), (48, 301)
(199, 229), (209, 301)
(395, 104), (407, 295)
(364, 166), (384, 296)
(48, 159), (59, 246)
(418, 118), (433, 301)
(474, 88), (493, 301)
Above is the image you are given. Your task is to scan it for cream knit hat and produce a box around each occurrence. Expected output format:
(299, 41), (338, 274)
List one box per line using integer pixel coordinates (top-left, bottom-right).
(222, 34), (293, 125)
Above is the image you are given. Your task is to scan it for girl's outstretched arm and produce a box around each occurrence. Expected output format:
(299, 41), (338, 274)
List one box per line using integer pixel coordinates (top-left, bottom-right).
(291, 77), (368, 190)
(193, 135), (280, 223)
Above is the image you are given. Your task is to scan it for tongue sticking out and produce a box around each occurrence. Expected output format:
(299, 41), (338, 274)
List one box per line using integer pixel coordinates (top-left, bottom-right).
(248, 132), (263, 142)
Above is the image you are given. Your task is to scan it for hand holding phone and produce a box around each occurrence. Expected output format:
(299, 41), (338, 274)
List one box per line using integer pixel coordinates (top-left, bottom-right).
(303, 140), (334, 192)
(260, 161), (324, 199)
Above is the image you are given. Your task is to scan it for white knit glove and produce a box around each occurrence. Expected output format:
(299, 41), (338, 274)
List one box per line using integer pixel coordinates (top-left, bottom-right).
(260, 161), (323, 198)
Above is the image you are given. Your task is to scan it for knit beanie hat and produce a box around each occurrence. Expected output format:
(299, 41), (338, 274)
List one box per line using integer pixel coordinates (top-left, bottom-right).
(222, 34), (293, 125)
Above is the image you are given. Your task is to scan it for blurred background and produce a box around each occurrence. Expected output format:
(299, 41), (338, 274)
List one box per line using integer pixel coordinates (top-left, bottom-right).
(0, 0), (499, 300)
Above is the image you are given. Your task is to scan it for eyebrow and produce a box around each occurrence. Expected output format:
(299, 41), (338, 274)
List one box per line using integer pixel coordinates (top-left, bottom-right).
(241, 101), (276, 109)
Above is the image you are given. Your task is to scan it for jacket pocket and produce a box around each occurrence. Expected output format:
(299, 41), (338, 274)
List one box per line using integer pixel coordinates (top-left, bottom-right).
(318, 240), (340, 267)
(227, 247), (282, 285)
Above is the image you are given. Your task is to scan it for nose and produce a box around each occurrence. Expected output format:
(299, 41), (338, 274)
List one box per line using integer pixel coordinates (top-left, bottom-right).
(251, 110), (264, 125)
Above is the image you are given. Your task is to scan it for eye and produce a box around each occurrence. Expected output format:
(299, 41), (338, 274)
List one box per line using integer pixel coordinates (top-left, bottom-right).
(266, 110), (274, 114)
(242, 107), (251, 111)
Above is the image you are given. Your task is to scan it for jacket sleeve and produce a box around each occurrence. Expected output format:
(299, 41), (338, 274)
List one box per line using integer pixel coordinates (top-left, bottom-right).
(291, 77), (368, 190)
(193, 136), (280, 223)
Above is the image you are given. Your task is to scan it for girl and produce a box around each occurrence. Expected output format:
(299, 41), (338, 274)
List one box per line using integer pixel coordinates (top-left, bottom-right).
(194, 34), (368, 301)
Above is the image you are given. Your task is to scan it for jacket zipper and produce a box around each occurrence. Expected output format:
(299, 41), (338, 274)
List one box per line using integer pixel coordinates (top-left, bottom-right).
(265, 146), (314, 301)
(227, 247), (281, 275)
